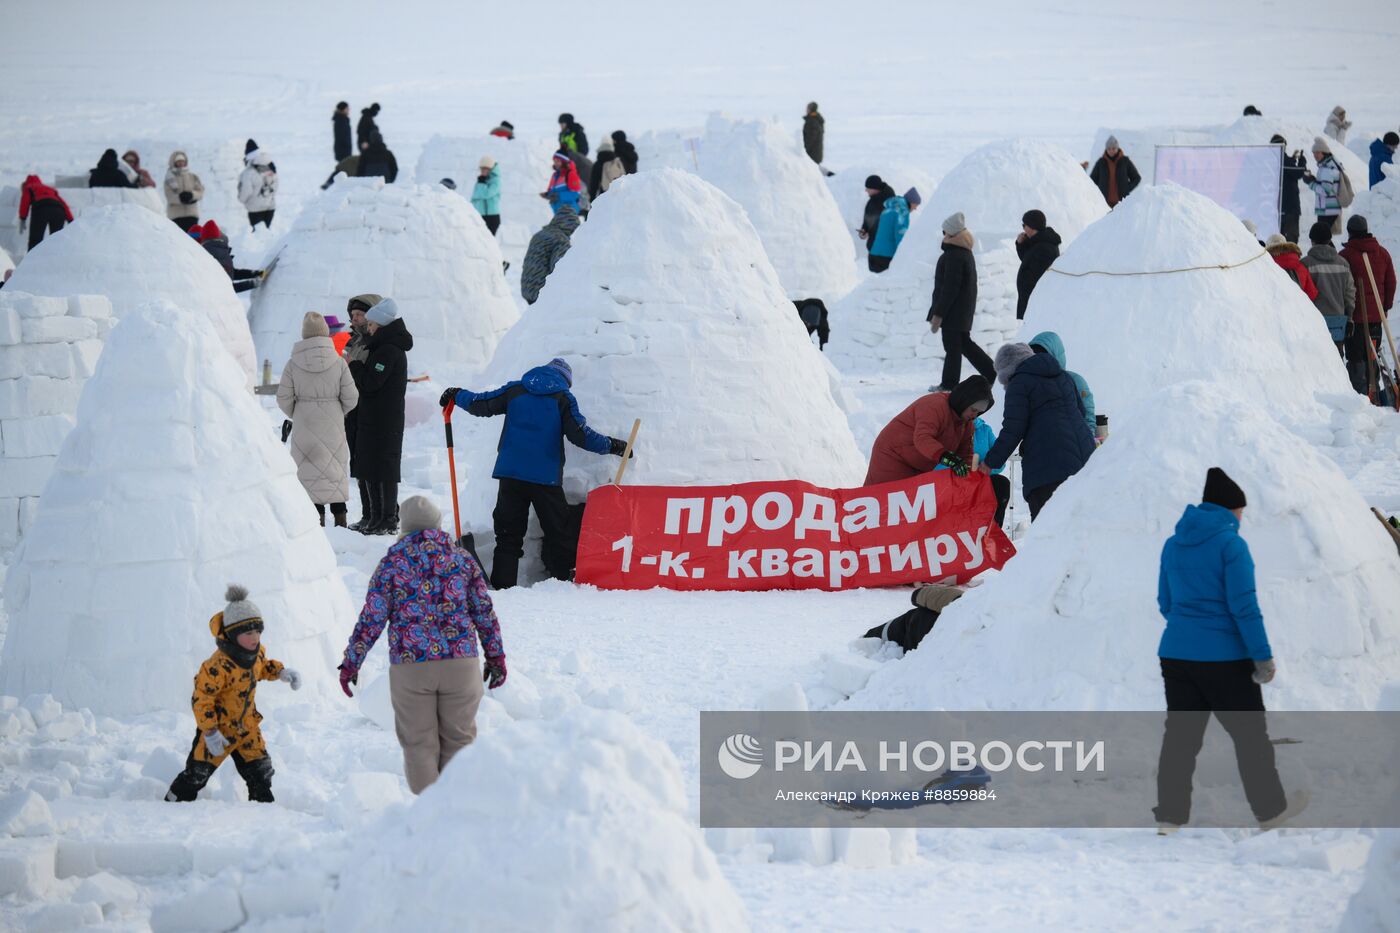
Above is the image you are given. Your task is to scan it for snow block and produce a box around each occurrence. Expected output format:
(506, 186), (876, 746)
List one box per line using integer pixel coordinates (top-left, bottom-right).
(832, 827), (894, 869)
(0, 308), (22, 345)
(0, 790), (55, 837)
(65, 295), (112, 320)
(20, 694), (60, 727)
(22, 901), (104, 932)
(768, 827), (835, 866)
(240, 870), (330, 921)
(0, 456), (54, 497)
(3, 414), (74, 457)
(150, 885), (245, 933)
(21, 316), (97, 345)
(332, 772), (408, 827)
(8, 294), (68, 320)
(73, 871), (140, 916)
(0, 838), (56, 898)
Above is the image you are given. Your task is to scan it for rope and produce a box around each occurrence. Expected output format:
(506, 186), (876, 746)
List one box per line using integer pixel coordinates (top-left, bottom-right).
(1045, 249), (1270, 278)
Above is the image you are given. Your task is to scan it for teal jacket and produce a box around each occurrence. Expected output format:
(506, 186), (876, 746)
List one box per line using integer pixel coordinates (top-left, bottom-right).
(1029, 331), (1095, 434)
(471, 165), (501, 216)
(933, 418), (1004, 475)
(870, 196), (910, 259)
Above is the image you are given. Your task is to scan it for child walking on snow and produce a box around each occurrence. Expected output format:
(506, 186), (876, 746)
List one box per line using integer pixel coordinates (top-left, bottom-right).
(165, 585), (301, 804)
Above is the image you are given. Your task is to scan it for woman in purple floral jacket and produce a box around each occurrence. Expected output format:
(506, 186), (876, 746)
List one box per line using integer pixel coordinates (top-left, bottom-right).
(339, 495), (507, 793)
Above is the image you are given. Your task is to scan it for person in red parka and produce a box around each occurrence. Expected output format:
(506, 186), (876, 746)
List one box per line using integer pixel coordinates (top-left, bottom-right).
(1264, 235), (1318, 301)
(1339, 214), (1397, 396)
(18, 175), (74, 251)
(864, 376), (995, 486)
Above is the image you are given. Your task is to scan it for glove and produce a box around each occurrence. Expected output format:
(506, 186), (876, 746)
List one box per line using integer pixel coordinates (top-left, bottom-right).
(1252, 659), (1276, 684)
(179, 190), (195, 204)
(929, 317), (942, 334)
(203, 730), (229, 758)
(280, 420), (292, 443)
(483, 655), (507, 689)
(608, 437), (634, 458)
(338, 662), (358, 698)
(439, 387), (461, 408)
(279, 668), (301, 690)
(939, 452), (970, 477)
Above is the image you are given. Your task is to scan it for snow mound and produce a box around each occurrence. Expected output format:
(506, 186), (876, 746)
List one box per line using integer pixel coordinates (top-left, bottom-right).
(328, 707), (748, 933)
(0, 301), (352, 717)
(4, 205), (256, 382)
(1350, 173), (1400, 267)
(414, 133), (558, 273)
(1023, 183), (1353, 427)
(829, 140), (1104, 369)
(681, 115), (857, 301)
(250, 178), (516, 378)
(845, 382), (1400, 712)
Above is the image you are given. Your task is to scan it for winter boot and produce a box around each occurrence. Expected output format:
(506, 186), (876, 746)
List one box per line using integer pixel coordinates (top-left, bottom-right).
(333, 504), (348, 529)
(165, 760), (216, 802)
(315, 504), (326, 527)
(349, 480), (374, 533)
(1258, 789), (1310, 832)
(372, 482), (399, 535)
(237, 755), (276, 803)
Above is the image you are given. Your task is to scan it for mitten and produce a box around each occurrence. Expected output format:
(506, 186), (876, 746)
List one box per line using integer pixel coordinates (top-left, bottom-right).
(338, 662), (358, 698)
(608, 437), (634, 458)
(939, 452), (970, 477)
(1252, 659), (1276, 684)
(439, 388), (461, 408)
(203, 730), (229, 758)
(483, 655), (508, 689)
(179, 190), (195, 204)
(279, 668), (301, 690)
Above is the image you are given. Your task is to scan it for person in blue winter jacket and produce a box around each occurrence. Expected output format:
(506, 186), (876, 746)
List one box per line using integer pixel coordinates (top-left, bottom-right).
(1370, 132), (1398, 188)
(471, 156), (502, 235)
(1028, 331), (1096, 435)
(440, 359), (631, 589)
(1153, 468), (1306, 834)
(868, 192), (910, 271)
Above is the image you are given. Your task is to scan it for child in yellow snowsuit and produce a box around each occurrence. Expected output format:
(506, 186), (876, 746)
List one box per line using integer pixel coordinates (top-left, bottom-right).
(165, 585), (301, 803)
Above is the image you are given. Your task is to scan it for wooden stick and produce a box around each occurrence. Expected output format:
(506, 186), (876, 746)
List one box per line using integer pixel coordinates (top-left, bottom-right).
(1362, 254), (1400, 411)
(612, 419), (641, 485)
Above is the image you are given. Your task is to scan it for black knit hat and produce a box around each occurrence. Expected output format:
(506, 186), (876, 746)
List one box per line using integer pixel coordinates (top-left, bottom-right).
(1385, 132), (1399, 146)
(558, 112), (574, 124)
(1348, 214), (1369, 237)
(864, 174), (883, 190)
(1309, 220), (1334, 245)
(1202, 468), (1246, 510)
(947, 375), (994, 417)
(1022, 209), (1046, 231)
(611, 129), (627, 143)
(1270, 134), (1286, 146)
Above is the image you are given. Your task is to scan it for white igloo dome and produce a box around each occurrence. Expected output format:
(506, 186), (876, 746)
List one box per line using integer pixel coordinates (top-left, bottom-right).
(845, 382), (1400, 712)
(327, 708), (749, 932)
(249, 178), (518, 378)
(4, 205), (257, 381)
(0, 301), (353, 717)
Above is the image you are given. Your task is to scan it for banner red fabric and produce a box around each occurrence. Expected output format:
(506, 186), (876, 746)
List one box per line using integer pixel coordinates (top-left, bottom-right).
(575, 472), (1015, 592)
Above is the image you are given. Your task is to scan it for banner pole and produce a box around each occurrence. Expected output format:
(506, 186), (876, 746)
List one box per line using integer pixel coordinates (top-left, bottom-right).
(613, 419), (641, 485)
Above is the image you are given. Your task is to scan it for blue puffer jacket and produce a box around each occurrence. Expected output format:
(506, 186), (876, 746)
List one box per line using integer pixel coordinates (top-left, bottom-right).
(870, 196), (910, 259)
(1370, 138), (1394, 188)
(933, 417), (1004, 475)
(454, 362), (612, 486)
(1029, 331), (1096, 434)
(982, 353), (1094, 490)
(1157, 503), (1271, 661)
(472, 165), (501, 216)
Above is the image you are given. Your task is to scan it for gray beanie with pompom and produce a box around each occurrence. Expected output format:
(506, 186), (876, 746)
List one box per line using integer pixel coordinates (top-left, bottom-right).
(221, 584), (263, 635)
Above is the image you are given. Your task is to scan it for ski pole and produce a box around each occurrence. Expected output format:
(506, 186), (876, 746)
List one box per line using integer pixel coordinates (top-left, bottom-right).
(443, 400), (464, 543)
(1362, 255), (1400, 412)
(613, 419), (641, 485)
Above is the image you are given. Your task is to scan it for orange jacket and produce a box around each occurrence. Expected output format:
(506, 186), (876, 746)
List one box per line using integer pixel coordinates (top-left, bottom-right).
(864, 393), (974, 486)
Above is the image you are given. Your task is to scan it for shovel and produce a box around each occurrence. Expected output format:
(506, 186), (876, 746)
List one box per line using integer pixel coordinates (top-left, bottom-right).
(442, 400), (483, 564)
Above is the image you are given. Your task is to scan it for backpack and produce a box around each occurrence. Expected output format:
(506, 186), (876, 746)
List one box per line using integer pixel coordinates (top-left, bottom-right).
(1337, 163), (1355, 208)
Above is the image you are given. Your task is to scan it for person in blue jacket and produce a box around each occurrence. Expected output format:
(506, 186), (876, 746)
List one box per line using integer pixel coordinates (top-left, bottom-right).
(980, 342), (1094, 520)
(868, 192), (910, 272)
(471, 156), (502, 235)
(441, 359), (631, 589)
(1153, 468), (1303, 833)
(1370, 132), (1398, 188)
(1028, 331), (1096, 435)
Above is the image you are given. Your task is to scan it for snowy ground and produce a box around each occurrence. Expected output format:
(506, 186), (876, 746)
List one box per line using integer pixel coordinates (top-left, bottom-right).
(3, 0), (1399, 929)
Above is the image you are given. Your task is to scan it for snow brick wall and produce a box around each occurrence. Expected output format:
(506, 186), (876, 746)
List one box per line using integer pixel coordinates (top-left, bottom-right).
(1, 302), (352, 717)
(249, 178), (517, 379)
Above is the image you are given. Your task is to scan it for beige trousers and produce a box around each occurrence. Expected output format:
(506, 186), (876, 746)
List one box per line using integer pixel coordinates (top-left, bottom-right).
(389, 656), (484, 794)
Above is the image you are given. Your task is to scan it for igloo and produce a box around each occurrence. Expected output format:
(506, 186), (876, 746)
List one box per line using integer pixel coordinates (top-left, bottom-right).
(0, 301), (353, 717)
(845, 382), (1400, 713)
(327, 708), (748, 932)
(3, 205), (256, 382)
(1023, 183), (1353, 429)
(414, 133), (558, 272)
(248, 179), (517, 379)
(664, 115), (857, 301)
(829, 139), (1107, 370)
(457, 170), (866, 573)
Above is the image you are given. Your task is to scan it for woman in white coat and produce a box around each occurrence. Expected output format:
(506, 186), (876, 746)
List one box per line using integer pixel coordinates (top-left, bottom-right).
(278, 312), (359, 526)
(238, 149), (279, 229)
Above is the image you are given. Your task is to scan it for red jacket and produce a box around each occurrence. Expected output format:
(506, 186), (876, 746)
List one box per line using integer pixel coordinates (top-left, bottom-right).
(548, 159), (581, 192)
(18, 175), (73, 222)
(864, 392), (974, 486)
(1270, 247), (1318, 301)
(1340, 235), (1397, 324)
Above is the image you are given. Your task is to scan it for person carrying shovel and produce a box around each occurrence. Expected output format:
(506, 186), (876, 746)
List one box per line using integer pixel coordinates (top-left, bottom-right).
(441, 358), (634, 589)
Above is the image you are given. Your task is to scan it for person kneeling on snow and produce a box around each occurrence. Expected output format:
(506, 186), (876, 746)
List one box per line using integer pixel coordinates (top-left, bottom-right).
(441, 359), (632, 589)
(864, 376), (994, 486)
(863, 583), (964, 651)
(1153, 469), (1306, 834)
(339, 496), (506, 794)
(165, 586), (300, 804)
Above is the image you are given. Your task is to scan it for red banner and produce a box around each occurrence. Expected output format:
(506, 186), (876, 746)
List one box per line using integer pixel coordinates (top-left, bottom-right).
(575, 472), (1015, 592)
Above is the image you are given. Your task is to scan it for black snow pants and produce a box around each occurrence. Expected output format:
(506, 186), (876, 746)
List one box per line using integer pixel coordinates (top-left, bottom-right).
(248, 209), (275, 229)
(166, 733), (275, 803)
(863, 607), (940, 652)
(27, 199), (67, 250)
(490, 478), (579, 589)
(940, 328), (996, 390)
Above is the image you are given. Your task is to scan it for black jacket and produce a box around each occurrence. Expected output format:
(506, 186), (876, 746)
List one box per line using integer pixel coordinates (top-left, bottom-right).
(350, 318), (413, 481)
(928, 238), (978, 331)
(333, 112), (352, 161)
(89, 149), (133, 188)
(983, 353), (1094, 490)
(613, 138), (638, 174)
(357, 108), (379, 148)
(861, 183), (895, 251)
(1015, 227), (1062, 319)
(1281, 151), (1307, 216)
(1089, 154), (1141, 205)
(803, 112), (824, 163)
(560, 122), (589, 157)
(588, 150), (619, 200)
(358, 142), (398, 183)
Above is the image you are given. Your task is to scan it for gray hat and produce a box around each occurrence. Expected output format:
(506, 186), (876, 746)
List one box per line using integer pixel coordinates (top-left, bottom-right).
(221, 584), (263, 635)
(1105, 135), (1120, 150)
(994, 342), (1036, 386)
(1312, 136), (1331, 155)
(941, 212), (967, 236)
(399, 496), (442, 537)
(1347, 214), (1369, 237)
(301, 311), (329, 339)
(367, 298), (400, 326)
